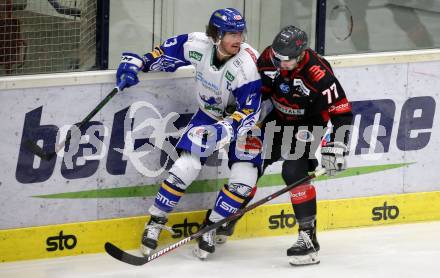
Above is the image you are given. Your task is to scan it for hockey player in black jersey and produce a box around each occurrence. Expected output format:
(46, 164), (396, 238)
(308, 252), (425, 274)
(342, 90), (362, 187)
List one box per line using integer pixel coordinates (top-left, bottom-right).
(216, 25), (353, 266)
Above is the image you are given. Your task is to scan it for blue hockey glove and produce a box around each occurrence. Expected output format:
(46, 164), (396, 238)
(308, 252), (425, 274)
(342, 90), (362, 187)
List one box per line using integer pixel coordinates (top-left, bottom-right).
(116, 52), (144, 90)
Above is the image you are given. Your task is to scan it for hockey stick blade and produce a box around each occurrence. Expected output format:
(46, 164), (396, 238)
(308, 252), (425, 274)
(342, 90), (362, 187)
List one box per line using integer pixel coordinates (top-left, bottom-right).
(104, 168), (326, 266)
(105, 242), (149, 266)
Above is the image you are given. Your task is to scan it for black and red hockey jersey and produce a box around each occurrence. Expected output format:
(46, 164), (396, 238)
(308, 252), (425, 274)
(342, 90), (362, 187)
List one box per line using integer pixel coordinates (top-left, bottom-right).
(257, 47), (353, 141)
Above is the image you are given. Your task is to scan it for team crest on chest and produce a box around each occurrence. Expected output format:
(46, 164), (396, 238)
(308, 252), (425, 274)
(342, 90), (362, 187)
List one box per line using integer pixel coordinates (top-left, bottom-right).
(279, 83), (290, 94)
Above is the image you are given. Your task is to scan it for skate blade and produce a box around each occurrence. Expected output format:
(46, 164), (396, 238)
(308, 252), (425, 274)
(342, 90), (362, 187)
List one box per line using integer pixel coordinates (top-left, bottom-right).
(192, 247), (210, 260)
(288, 252), (320, 266)
(215, 235), (228, 245)
(140, 244), (154, 257)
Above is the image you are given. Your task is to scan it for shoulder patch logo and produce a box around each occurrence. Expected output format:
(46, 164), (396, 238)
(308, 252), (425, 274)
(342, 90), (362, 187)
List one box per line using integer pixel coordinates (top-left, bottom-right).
(189, 51), (203, 61)
(233, 58), (243, 68)
(308, 65), (326, 82)
(244, 48), (257, 63)
(225, 71), (235, 82)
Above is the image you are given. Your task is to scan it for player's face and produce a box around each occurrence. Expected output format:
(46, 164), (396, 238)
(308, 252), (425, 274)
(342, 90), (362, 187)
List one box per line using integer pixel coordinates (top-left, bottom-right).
(271, 50), (305, 71)
(279, 58), (299, 70)
(219, 32), (244, 56)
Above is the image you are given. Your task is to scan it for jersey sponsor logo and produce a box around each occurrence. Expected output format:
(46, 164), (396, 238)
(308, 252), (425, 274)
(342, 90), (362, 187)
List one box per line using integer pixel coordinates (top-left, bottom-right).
(46, 231), (77, 252)
(189, 51), (203, 61)
(233, 58), (243, 68)
(279, 83), (290, 94)
(293, 78), (311, 96)
(244, 48), (257, 63)
(202, 105), (222, 115)
(196, 71), (221, 95)
(225, 70), (235, 82)
(268, 209), (296, 229)
(372, 202), (399, 221)
(199, 94), (223, 115)
(199, 94), (222, 105)
(272, 99), (305, 115)
(329, 101), (351, 114)
(308, 65), (326, 82)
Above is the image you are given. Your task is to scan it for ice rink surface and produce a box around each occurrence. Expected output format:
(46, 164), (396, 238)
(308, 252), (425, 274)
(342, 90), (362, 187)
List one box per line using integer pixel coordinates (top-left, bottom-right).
(1, 221), (439, 278)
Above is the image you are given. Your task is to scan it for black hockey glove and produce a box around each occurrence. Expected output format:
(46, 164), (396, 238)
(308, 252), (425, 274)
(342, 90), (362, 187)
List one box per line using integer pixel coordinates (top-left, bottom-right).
(321, 142), (348, 176)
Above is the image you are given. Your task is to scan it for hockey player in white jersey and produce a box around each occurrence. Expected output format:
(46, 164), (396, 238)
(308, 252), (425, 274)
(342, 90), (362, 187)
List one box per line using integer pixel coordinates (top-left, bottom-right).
(115, 8), (262, 260)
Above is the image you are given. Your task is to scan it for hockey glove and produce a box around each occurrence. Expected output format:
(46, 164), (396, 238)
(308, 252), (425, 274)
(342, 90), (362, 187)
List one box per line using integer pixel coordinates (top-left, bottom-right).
(213, 120), (236, 149)
(188, 120), (235, 153)
(321, 141), (348, 176)
(116, 52), (144, 90)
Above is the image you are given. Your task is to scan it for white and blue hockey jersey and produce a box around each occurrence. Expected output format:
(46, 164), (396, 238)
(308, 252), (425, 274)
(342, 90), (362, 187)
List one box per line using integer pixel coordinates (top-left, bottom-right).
(141, 32), (262, 135)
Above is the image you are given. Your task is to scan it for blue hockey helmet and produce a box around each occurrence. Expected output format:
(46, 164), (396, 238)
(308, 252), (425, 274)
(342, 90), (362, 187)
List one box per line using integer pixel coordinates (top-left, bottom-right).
(209, 8), (246, 37)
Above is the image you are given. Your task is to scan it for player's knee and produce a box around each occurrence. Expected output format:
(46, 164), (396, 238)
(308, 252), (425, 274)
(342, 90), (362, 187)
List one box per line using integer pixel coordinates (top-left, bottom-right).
(282, 170), (305, 186)
(229, 162), (258, 192)
(281, 160), (308, 185)
(167, 152), (202, 191)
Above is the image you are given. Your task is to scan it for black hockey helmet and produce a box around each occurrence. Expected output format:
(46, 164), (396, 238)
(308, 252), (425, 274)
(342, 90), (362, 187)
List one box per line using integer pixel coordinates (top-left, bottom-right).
(271, 25), (308, 67)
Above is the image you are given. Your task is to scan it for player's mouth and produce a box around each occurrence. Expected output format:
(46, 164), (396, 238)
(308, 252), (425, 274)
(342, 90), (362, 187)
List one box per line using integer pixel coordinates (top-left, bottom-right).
(230, 45), (240, 52)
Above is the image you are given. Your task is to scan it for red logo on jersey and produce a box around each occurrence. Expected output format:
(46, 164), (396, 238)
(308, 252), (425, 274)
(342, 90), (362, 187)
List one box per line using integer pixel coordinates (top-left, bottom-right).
(328, 98), (352, 115)
(308, 65), (325, 82)
(296, 40), (303, 47)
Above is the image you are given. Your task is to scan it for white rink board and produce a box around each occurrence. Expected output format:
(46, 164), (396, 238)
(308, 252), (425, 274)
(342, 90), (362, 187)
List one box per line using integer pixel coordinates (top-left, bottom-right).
(0, 55), (439, 229)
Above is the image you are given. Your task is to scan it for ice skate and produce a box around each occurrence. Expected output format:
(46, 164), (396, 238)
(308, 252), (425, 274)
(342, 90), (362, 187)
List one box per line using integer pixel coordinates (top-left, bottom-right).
(193, 219), (216, 260)
(215, 218), (239, 244)
(287, 229), (320, 266)
(140, 215), (168, 256)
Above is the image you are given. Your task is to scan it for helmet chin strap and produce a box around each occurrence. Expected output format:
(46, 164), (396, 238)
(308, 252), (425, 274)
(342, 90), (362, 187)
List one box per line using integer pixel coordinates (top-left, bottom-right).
(214, 38), (233, 58)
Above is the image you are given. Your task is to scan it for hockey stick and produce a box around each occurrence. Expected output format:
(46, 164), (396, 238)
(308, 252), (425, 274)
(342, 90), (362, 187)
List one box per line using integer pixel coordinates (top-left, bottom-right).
(24, 79), (127, 161)
(104, 168), (327, 266)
